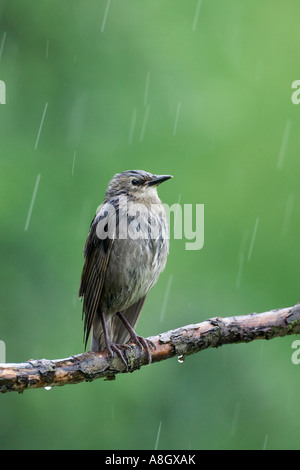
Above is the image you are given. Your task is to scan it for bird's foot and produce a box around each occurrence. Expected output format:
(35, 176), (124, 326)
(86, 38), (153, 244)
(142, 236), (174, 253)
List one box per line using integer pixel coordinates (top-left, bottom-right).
(130, 335), (156, 364)
(106, 337), (155, 368)
(115, 312), (156, 364)
(107, 343), (128, 370)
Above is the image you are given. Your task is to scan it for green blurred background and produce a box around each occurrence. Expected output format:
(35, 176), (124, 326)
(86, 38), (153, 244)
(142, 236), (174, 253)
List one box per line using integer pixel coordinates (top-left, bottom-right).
(0, 0), (300, 450)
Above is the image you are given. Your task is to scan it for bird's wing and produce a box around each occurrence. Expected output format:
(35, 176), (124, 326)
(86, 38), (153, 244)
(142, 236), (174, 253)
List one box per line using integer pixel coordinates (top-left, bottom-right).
(79, 207), (114, 349)
(108, 295), (147, 346)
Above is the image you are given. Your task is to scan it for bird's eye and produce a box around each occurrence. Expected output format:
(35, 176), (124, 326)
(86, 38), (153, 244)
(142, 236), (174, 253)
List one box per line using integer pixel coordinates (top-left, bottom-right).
(131, 179), (139, 186)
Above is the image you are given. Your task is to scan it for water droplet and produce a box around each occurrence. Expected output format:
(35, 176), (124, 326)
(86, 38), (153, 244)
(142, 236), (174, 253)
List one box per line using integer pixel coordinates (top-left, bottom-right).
(262, 433), (268, 450)
(154, 421), (162, 450)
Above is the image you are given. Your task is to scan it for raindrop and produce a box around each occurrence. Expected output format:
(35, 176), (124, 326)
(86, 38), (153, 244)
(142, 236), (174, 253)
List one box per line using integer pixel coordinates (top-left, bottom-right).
(0, 340), (6, 363)
(192, 0), (202, 32)
(262, 433), (268, 450)
(24, 174), (41, 231)
(0, 31), (7, 62)
(154, 421), (162, 450)
(277, 119), (291, 170)
(72, 150), (76, 176)
(247, 218), (259, 261)
(0, 79), (6, 104)
(101, 0), (111, 33)
(35, 102), (48, 150)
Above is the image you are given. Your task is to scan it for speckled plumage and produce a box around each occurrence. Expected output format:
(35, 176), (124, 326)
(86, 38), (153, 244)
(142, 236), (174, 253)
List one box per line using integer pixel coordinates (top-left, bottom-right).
(79, 170), (172, 354)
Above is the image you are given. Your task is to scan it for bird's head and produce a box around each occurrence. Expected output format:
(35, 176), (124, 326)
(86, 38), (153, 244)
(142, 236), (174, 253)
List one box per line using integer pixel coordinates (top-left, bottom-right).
(105, 170), (172, 203)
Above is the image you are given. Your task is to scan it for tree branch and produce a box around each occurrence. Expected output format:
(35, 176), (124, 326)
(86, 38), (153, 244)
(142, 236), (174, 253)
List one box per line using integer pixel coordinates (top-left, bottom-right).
(1, 303), (300, 393)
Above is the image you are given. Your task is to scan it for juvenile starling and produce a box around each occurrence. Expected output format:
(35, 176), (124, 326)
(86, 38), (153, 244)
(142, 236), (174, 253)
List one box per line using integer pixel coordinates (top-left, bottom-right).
(79, 170), (172, 365)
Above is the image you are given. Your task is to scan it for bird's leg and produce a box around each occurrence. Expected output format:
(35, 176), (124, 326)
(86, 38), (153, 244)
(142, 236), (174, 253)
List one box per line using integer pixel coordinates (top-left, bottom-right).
(116, 312), (156, 364)
(100, 311), (128, 369)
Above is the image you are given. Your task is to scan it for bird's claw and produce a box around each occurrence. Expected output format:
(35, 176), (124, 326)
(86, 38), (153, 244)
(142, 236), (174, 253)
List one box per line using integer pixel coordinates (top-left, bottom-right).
(107, 337), (156, 368)
(133, 335), (156, 364)
(107, 343), (128, 370)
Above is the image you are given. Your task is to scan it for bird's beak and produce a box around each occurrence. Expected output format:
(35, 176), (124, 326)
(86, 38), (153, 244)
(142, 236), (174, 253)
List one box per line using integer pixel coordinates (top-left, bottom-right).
(147, 174), (173, 186)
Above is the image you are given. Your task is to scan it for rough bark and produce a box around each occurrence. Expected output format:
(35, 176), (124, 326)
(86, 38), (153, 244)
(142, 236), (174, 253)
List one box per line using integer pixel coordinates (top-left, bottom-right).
(1, 303), (299, 393)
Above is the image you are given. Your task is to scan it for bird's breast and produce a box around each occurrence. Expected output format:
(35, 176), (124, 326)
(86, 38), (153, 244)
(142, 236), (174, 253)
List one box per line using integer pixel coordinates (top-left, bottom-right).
(100, 207), (169, 313)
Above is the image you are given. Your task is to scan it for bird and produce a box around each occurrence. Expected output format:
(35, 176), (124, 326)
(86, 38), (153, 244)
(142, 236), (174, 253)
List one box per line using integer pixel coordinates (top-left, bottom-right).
(79, 170), (172, 365)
